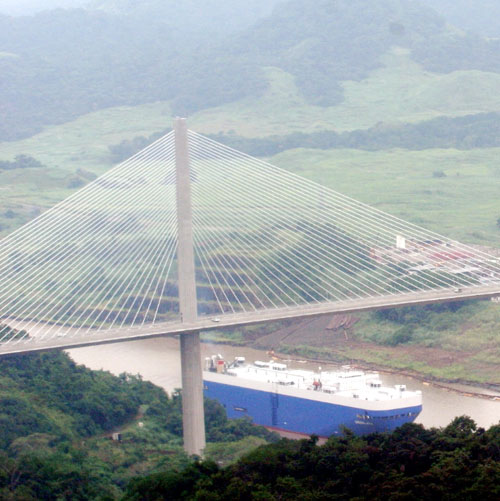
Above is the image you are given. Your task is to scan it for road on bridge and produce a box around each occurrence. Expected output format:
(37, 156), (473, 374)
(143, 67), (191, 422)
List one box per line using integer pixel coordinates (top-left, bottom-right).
(2, 282), (499, 356)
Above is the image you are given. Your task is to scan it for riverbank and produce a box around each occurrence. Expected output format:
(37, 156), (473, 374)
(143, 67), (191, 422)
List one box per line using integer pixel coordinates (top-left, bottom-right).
(201, 310), (500, 395)
(277, 342), (500, 393)
(270, 347), (500, 402)
(203, 336), (500, 404)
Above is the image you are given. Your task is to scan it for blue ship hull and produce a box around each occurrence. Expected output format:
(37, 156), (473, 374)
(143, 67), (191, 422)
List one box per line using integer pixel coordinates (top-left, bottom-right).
(204, 379), (422, 436)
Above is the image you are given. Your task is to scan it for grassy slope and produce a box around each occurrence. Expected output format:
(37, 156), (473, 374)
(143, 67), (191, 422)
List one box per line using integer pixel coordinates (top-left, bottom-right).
(2, 48), (500, 165)
(0, 102), (173, 233)
(190, 49), (500, 136)
(2, 55), (500, 237)
(253, 144), (500, 382)
(352, 301), (500, 383)
(0, 101), (173, 173)
(285, 298), (499, 385)
(271, 147), (500, 246)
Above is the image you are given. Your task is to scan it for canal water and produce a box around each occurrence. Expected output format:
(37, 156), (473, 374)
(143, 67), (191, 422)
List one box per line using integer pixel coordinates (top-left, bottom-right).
(67, 337), (500, 430)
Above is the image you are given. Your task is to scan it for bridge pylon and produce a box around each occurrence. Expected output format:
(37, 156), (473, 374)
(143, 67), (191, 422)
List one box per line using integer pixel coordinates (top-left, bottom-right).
(174, 117), (206, 456)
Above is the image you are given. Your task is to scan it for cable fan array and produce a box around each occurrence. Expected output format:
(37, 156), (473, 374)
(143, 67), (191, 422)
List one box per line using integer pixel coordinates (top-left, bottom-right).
(0, 129), (499, 347)
(0, 132), (179, 344)
(188, 131), (500, 312)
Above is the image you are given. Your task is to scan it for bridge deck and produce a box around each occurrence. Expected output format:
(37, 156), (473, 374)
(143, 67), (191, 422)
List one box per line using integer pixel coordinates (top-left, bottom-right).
(1, 284), (499, 356)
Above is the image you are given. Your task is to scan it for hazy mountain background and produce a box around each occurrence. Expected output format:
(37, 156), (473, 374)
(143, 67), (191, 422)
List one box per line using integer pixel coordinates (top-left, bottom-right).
(0, 0), (499, 244)
(1, 0), (499, 141)
(0, 0), (88, 16)
(419, 0), (500, 37)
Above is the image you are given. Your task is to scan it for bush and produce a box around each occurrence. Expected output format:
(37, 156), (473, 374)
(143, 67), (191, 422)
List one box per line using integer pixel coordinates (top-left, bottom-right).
(385, 325), (414, 346)
(66, 176), (85, 189)
(0, 155), (44, 170)
(433, 170), (447, 178)
(75, 168), (97, 181)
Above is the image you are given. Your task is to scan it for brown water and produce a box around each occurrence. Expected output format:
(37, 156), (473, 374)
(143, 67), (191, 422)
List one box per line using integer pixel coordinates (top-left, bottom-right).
(67, 337), (500, 430)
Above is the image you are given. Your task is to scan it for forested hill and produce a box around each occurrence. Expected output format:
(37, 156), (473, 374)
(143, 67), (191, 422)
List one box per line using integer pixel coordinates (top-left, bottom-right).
(0, 331), (278, 498)
(1, 0), (499, 141)
(124, 418), (500, 500)
(108, 112), (500, 162)
(227, 0), (499, 107)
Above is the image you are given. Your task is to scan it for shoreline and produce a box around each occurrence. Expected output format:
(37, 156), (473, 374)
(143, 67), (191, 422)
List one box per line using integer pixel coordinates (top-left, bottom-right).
(203, 339), (500, 403)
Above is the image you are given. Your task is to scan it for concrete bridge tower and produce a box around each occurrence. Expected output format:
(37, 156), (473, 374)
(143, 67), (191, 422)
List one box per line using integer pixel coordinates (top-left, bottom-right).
(175, 117), (206, 456)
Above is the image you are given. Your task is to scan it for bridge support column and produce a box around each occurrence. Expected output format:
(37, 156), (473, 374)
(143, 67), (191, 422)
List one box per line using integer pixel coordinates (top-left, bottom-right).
(180, 331), (205, 455)
(175, 117), (206, 456)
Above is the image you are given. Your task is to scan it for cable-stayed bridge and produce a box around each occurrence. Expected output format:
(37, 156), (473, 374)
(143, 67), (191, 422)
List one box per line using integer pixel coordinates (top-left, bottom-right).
(1, 119), (500, 454)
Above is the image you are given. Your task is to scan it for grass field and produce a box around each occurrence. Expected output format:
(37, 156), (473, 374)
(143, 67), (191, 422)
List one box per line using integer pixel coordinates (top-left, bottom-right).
(352, 299), (500, 384)
(0, 102), (174, 233)
(271, 147), (500, 246)
(0, 101), (173, 173)
(3, 141), (499, 246)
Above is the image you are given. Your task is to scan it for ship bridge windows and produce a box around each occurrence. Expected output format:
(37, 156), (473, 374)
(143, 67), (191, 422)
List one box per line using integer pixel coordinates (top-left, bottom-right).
(322, 388), (336, 394)
(338, 372), (364, 379)
(271, 363), (287, 371)
(254, 361), (270, 368)
(254, 361), (287, 371)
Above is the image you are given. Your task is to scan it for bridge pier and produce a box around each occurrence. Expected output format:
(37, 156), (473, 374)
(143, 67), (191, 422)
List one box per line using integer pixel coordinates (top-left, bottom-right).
(180, 331), (205, 455)
(175, 117), (206, 456)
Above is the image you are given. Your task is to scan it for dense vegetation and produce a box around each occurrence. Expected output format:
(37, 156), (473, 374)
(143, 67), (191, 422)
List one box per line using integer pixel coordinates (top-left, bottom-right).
(124, 417), (500, 500)
(0, 350), (144, 444)
(368, 300), (478, 346)
(1, 348), (498, 501)
(208, 112), (500, 155)
(108, 129), (171, 163)
(106, 112), (500, 163)
(0, 348), (278, 499)
(1, 0), (499, 141)
(0, 155), (44, 170)
(0, 1), (269, 140)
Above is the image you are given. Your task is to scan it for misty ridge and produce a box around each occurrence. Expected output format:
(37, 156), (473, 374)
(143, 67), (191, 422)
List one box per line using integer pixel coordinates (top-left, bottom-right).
(0, 0), (499, 142)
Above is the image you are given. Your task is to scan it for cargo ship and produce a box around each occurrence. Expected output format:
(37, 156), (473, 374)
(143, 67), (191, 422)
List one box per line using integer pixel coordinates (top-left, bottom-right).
(203, 356), (422, 437)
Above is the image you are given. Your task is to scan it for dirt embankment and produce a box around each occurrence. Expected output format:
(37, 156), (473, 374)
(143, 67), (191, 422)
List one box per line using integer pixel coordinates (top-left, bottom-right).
(241, 314), (500, 398)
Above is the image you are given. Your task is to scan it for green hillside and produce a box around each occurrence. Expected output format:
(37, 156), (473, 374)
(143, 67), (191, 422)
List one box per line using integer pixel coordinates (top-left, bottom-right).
(124, 421), (500, 501)
(0, 342), (277, 498)
(191, 62), (500, 137)
(1, 50), (499, 242)
(1, 0), (499, 140)
(271, 147), (500, 245)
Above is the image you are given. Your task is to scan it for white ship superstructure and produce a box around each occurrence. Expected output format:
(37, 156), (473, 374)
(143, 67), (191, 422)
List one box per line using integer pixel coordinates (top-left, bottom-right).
(203, 357), (423, 437)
